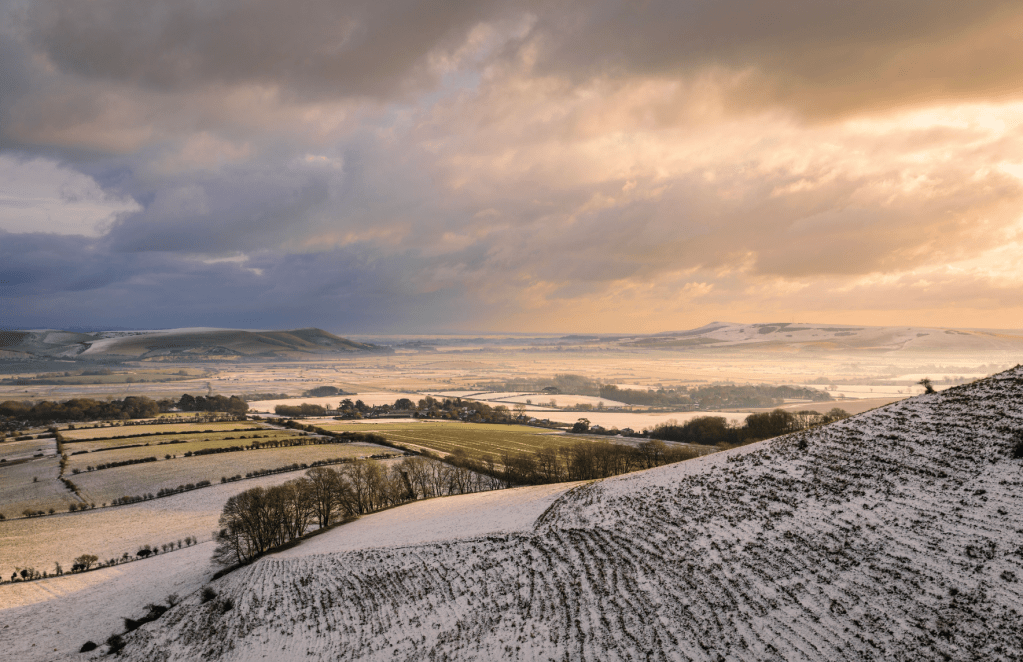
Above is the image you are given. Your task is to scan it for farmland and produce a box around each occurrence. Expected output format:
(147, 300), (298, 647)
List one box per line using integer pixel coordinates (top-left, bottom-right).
(70, 442), (396, 507)
(64, 429), (305, 465)
(0, 470), (323, 574)
(319, 421), (567, 458)
(114, 366), (1023, 662)
(60, 421), (259, 442)
(0, 436), (57, 462)
(0, 457), (76, 517)
(0, 542), (217, 662)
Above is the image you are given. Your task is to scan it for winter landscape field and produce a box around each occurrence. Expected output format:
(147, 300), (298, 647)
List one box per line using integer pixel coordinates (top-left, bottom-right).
(2, 325), (1022, 660)
(7, 0), (1023, 656)
(108, 365), (1023, 661)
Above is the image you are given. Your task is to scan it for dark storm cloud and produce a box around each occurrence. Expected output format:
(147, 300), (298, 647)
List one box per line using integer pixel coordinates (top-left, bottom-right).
(20, 0), (509, 98)
(18, 0), (1023, 115)
(0, 231), (487, 331)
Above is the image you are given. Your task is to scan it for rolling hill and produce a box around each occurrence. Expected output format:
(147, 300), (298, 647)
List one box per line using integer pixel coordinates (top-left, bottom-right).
(0, 328), (388, 360)
(611, 321), (1023, 354)
(112, 365), (1023, 660)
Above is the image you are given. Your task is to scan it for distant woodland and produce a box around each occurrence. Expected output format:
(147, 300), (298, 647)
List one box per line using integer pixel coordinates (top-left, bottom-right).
(599, 384), (833, 409)
(0, 394), (248, 426)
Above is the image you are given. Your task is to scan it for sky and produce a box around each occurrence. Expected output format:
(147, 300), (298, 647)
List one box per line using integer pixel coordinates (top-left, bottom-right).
(1, 0), (1022, 334)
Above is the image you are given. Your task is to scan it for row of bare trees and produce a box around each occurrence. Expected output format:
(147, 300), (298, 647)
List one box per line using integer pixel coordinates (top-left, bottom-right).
(477, 439), (702, 485)
(213, 457), (500, 565)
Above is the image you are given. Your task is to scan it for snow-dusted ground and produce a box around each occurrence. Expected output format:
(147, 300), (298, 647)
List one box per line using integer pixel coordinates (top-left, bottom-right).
(0, 543), (216, 662)
(115, 365), (1023, 661)
(0, 437), (58, 462)
(489, 393), (630, 408)
(0, 470), (321, 572)
(246, 392), (421, 413)
(537, 409), (751, 429)
(277, 482), (581, 558)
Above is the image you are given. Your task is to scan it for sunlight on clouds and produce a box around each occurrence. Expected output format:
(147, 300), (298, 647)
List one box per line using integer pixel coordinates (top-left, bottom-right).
(0, 156), (141, 235)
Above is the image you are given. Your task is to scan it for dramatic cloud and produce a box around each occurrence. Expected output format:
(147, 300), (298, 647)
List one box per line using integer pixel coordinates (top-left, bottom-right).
(2, 0), (1022, 332)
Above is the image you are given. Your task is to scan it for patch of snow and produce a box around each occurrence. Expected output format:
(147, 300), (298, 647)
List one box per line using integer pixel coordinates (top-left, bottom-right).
(116, 366), (1023, 661)
(277, 482), (582, 558)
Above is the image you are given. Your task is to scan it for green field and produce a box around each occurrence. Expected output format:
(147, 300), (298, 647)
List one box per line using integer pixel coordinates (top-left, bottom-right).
(70, 443), (397, 507)
(65, 430), (308, 471)
(320, 421), (567, 458)
(61, 421), (261, 442)
(63, 428), (297, 455)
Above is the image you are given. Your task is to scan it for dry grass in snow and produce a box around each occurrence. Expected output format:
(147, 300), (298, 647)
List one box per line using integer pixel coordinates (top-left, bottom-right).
(118, 366), (1023, 661)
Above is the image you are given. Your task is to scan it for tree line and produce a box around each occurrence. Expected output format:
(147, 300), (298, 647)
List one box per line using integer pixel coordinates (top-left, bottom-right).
(0, 396), (162, 423)
(213, 457), (500, 565)
(648, 408), (850, 445)
(442, 439), (704, 487)
(598, 384), (834, 409)
(0, 393), (248, 424)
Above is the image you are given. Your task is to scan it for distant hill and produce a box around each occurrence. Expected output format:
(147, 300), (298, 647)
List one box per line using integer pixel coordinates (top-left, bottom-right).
(0, 327), (389, 360)
(604, 321), (1023, 353)
(120, 365), (1023, 660)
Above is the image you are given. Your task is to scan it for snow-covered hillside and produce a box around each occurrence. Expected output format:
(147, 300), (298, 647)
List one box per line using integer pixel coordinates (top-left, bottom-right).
(118, 366), (1023, 661)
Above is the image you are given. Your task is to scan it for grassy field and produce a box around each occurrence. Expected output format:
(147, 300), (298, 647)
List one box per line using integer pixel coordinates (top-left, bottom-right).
(320, 421), (566, 458)
(71, 443), (396, 506)
(61, 421), (261, 442)
(66, 431), (311, 471)
(0, 457), (77, 518)
(64, 429), (300, 456)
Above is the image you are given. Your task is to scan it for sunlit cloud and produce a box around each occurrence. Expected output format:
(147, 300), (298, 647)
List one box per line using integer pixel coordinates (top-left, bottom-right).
(2, 0), (1023, 331)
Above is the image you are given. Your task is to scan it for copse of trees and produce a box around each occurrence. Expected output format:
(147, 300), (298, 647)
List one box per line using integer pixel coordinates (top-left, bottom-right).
(0, 393), (248, 424)
(455, 438), (701, 486)
(0, 396), (161, 423)
(176, 394), (248, 416)
(599, 384), (833, 409)
(649, 408), (850, 446)
(213, 458), (500, 565)
(275, 403), (327, 416)
(302, 386), (351, 397)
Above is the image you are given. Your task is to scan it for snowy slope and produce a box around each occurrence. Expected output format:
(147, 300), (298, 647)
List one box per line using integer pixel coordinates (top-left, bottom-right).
(0, 543), (216, 662)
(276, 482), (581, 558)
(117, 366), (1023, 661)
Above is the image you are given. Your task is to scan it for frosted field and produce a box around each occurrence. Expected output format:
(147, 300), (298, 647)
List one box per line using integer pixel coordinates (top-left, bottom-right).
(0, 481), (583, 661)
(278, 482), (582, 558)
(488, 393), (630, 408)
(424, 390), (487, 398)
(71, 442), (392, 506)
(0, 543), (217, 662)
(246, 391), (421, 413)
(535, 409), (752, 430)
(0, 470), (318, 573)
(0, 436), (57, 462)
(0, 456), (76, 517)
(60, 421), (256, 441)
(117, 367), (1023, 661)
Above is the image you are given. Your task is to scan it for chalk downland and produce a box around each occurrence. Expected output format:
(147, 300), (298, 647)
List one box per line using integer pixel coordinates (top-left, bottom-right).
(107, 367), (1023, 660)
